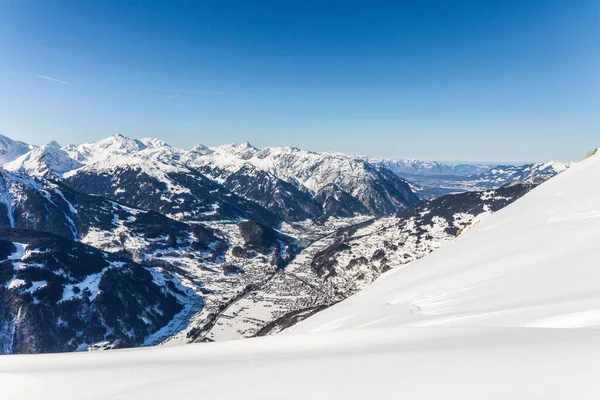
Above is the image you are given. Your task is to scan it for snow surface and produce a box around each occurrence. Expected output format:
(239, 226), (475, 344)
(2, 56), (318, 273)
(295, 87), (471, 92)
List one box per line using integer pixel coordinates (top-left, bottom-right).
(2, 328), (600, 399)
(1, 150), (598, 399)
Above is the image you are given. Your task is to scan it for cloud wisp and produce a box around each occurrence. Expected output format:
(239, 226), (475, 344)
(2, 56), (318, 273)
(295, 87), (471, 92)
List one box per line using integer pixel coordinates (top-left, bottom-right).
(36, 75), (69, 85)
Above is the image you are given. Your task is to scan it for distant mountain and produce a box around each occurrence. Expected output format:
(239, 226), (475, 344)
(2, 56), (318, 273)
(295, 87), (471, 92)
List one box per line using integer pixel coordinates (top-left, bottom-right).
(60, 135), (281, 225)
(368, 156), (571, 200)
(0, 135), (36, 165)
(373, 158), (493, 176)
(185, 142), (421, 220)
(4, 142), (82, 180)
(387, 160), (570, 199)
(466, 162), (571, 187)
(4, 133), (569, 217)
(5, 134), (422, 222)
(217, 165), (324, 222)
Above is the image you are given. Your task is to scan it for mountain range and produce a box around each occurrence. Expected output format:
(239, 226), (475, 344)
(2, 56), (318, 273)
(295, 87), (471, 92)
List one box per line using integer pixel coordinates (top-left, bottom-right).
(374, 157), (571, 199)
(2, 147), (597, 399)
(0, 133), (573, 353)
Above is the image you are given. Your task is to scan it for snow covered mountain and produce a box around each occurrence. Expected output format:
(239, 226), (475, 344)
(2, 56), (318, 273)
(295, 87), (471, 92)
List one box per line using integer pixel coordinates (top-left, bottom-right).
(373, 158), (493, 176)
(6, 134), (420, 222)
(185, 142), (422, 219)
(0, 135), (36, 165)
(398, 160), (571, 199)
(3, 133), (569, 218)
(466, 161), (571, 187)
(0, 228), (190, 354)
(61, 135), (282, 225)
(0, 169), (304, 353)
(4, 142), (82, 180)
(2, 148), (598, 400)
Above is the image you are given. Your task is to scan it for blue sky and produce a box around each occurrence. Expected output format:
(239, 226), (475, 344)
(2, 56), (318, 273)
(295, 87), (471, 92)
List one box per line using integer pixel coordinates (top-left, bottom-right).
(0, 0), (598, 162)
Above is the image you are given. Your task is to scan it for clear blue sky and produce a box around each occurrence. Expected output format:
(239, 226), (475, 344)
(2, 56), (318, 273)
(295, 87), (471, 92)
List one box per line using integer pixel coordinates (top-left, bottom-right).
(0, 0), (598, 162)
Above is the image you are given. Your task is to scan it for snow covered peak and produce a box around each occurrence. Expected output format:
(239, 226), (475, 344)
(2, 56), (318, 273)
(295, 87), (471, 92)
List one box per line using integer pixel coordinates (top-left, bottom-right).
(62, 133), (149, 164)
(184, 141), (421, 216)
(60, 134), (187, 172)
(95, 133), (147, 152)
(188, 142), (377, 194)
(240, 140), (254, 149)
(211, 141), (259, 161)
(3, 144), (83, 179)
(46, 141), (61, 149)
(529, 161), (570, 174)
(189, 144), (214, 156)
(0, 134), (37, 165)
(476, 161), (572, 186)
(139, 137), (169, 148)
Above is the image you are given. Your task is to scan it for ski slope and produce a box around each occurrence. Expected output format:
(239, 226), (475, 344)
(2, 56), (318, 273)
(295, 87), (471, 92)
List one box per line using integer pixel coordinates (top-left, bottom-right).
(2, 150), (599, 399)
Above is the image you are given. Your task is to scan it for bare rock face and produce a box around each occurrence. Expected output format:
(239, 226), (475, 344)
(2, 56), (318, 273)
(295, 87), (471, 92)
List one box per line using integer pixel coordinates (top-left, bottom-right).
(236, 221), (296, 270)
(585, 148), (598, 159)
(238, 221), (278, 248)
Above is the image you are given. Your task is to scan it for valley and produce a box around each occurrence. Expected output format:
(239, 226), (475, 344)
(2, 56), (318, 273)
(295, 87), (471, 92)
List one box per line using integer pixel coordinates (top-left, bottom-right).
(0, 133), (569, 353)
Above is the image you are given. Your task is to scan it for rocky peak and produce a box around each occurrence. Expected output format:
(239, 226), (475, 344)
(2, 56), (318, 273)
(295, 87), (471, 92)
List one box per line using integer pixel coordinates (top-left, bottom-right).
(190, 144), (214, 156)
(46, 141), (61, 149)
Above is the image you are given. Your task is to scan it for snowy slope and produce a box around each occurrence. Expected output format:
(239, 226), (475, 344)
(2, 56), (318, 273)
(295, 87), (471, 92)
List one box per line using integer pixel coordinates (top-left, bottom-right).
(291, 151), (600, 332)
(1, 150), (599, 399)
(2, 327), (600, 399)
